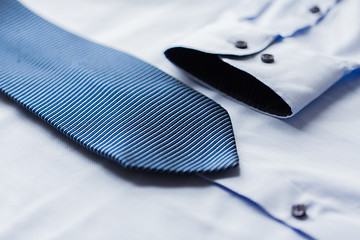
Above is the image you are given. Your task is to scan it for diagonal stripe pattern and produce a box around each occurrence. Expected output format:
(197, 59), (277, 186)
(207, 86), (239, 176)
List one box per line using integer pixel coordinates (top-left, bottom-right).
(0, 0), (238, 173)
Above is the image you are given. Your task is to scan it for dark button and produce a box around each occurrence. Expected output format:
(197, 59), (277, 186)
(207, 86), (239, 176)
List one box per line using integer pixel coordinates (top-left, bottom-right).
(292, 204), (307, 219)
(310, 6), (320, 13)
(261, 53), (274, 63)
(235, 40), (248, 49)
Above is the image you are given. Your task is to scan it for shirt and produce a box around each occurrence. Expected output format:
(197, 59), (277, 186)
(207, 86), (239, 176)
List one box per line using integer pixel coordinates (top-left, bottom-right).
(0, 0), (359, 239)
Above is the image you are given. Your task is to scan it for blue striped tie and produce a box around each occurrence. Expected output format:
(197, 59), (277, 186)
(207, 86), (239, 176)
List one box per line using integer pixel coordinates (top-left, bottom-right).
(0, 0), (238, 173)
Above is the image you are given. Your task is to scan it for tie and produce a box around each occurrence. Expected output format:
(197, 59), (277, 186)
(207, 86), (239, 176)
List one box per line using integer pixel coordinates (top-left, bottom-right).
(0, 0), (238, 173)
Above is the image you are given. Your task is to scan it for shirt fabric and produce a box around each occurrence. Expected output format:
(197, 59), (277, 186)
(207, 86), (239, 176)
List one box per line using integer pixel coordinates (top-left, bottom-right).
(1, 0), (360, 239)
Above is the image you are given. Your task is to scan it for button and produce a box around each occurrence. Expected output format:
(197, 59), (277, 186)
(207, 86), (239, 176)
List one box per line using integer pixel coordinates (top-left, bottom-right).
(261, 54), (274, 63)
(235, 40), (248, 49)
(292, 204), (307, 219)
(310, 6), (320, 13)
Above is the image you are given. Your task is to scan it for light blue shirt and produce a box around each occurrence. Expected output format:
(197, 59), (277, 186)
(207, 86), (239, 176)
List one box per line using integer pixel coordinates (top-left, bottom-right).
(1, 0), (359, 239)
